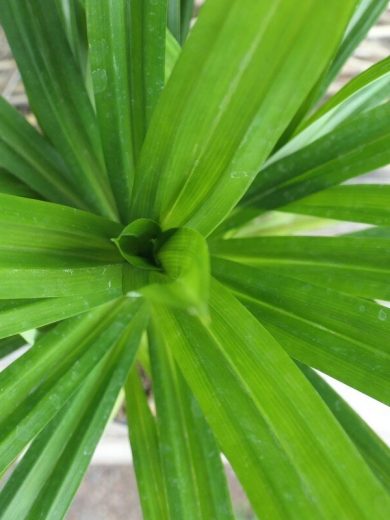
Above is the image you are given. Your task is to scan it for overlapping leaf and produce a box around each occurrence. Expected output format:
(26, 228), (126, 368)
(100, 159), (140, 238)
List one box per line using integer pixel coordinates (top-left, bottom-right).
(211, 235), (390, 299)
(0, 301), (147, 519)
(0, 0), (118, 219)
(131, 0), (357, 235)
(154, 281), (390, 519)
(212, 258), (390, 404)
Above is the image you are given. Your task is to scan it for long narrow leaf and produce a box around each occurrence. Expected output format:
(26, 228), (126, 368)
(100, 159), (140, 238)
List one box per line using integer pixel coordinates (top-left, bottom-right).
(131, 0), (356, 236)
(148, 323), (234, 519)
(153, 281), (390, 518)
(284, 184), (390, 226)
(128, 0), (167, 159)
(0, 303), (147, 519)
(86, 0), (136, 221)
(211, 235), (390, 299)
(212, 258), (390, 404)
(0, 335), (26, 360)
(0, 98), (86, 208)
(125, 367), (170, 520)
(299, 364), (390, 491)
(0, 291), (120, 340)
(0, 169), (38, 199)
(244, 103), (390, 212)
(271, 56), (390, 163)
(277, 0), (389, 145)
(0, 299), (141, 473)
(0, 0), (118, 219)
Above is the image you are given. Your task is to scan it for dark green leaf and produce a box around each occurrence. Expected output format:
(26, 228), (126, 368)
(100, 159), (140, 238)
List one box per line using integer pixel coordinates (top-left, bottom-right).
(0, 0), (118, 219)
(0, 292), (120, 341)
(244, 103), (390, 212)
(0, 97), (86, 208)
(126, 367), (170, 520)
(0, 299), (143, 474)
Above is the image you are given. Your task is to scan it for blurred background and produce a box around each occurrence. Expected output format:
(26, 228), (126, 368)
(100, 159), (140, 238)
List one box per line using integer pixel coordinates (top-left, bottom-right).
(0, 3), (389, 519)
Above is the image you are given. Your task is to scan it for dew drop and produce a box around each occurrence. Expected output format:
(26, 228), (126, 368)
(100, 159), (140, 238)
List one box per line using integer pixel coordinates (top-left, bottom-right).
(378, 308), (387, 321)
(92, 68), (108, 93)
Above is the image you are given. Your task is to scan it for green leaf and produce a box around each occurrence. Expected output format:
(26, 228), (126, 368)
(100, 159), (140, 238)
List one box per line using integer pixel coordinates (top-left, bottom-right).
(126, 367), (170, 520)
(180, 0), (194, 43)
(131, 0), (356, 236)
(128, 0), (168, 159)
(0, 335), (26, 359)
(0, 194), (125, 298)
(86, 0), (136, 222)
(0, 0), (118, 219)
(56, 0), (89, 79)
(165, 29), (181, 81)
(0, 194), (122, 252)
(283, 184), (390, 226)
(277, 0), (389, 146)
(168, 0), (181, 43)
(0, 97), (86, 208)
(349, 226), (390, 239)
(299, 364), (390, 491)
(148, 323), (234, 519)
(0, 302), (147, 519)
(0, 292), (120, 341)
(0, 169), (38, 199)
(0, 299), (143, 474)
(0, 264), (123, 299)
(244, 103), (390, 212)
(272, 56), (390, 163)
(210, 235), (390, 299)
(153, 281), (390, 519)
(309, 0), (389, 109)
(297, 56), (390, 137)
(212, 258), (390, 404)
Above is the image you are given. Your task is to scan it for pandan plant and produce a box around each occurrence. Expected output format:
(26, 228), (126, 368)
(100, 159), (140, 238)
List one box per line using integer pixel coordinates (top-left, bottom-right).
(0, 0), (389, 518)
